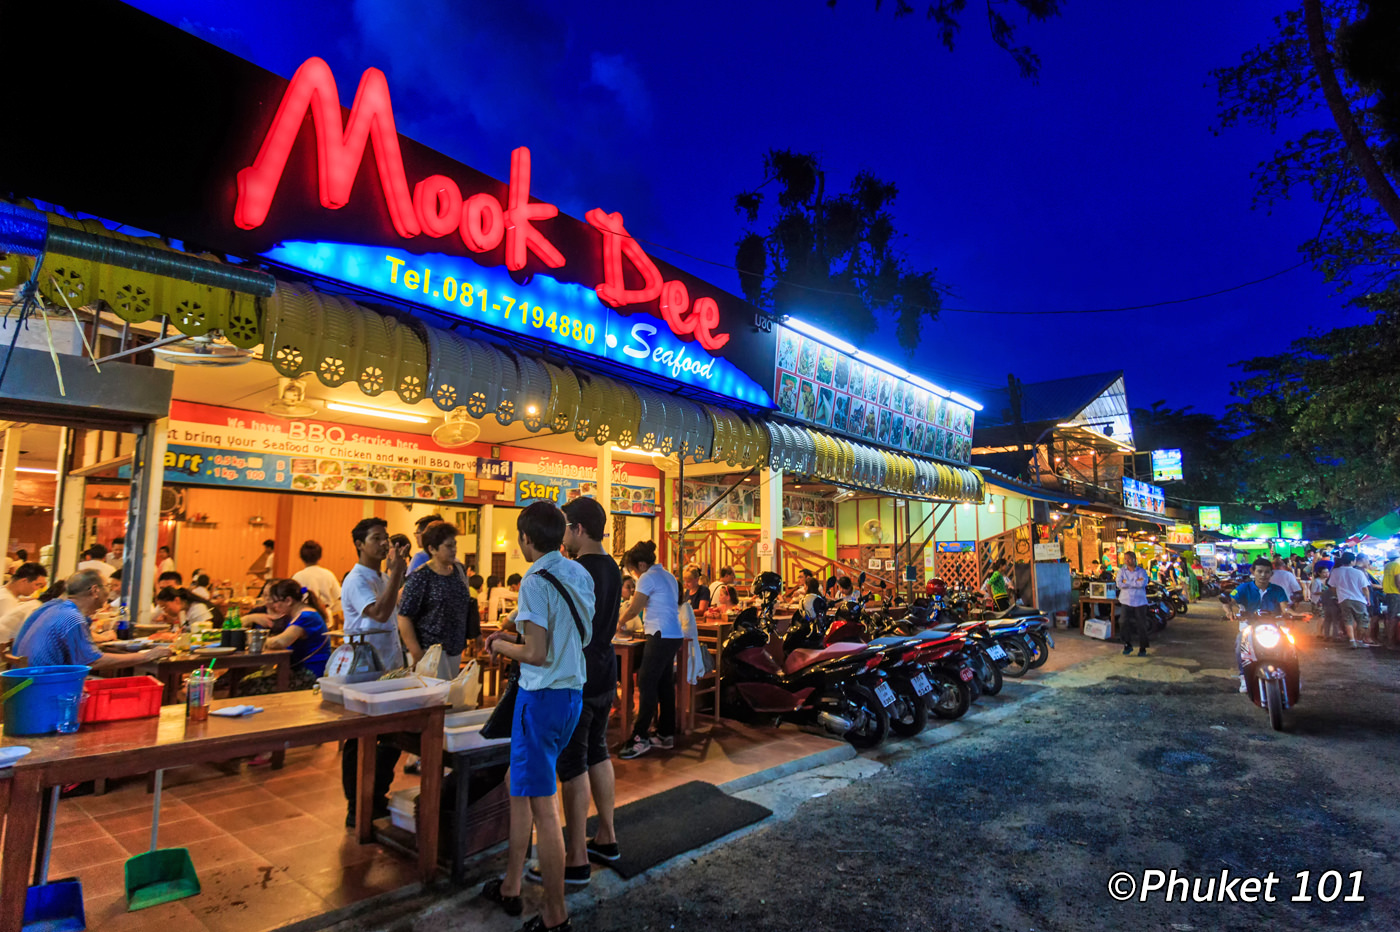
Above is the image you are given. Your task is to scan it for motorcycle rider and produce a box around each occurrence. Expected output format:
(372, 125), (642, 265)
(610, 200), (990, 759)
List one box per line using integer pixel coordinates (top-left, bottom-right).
(1221, 557), (1296, 691)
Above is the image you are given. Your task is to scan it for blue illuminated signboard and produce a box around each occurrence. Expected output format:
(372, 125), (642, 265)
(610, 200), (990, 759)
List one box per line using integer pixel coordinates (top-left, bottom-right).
(1122, 477), (1166, 515)
(1151, 448), (1183, 482)
(263, 242), (774, 407)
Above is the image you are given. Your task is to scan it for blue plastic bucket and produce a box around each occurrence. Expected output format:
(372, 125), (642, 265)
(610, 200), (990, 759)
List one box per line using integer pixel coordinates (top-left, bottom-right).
(2, 666), (89, 737)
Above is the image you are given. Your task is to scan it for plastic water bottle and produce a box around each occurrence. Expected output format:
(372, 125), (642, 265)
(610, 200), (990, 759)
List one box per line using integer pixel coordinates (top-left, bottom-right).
(116, 601), (132, 640)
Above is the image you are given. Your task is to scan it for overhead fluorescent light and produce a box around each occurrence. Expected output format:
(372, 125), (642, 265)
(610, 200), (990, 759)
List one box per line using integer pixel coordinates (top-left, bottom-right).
(785, 318), (856, 355)
(1056, 422), (1079, 428)
(949, 392), (983, 411)
(15, 466), (58, 475)
(853, 351), (909, 380)
(908, 376), (951, 397)
(325, 401), (429, 424)
(610, 446), (664, 457)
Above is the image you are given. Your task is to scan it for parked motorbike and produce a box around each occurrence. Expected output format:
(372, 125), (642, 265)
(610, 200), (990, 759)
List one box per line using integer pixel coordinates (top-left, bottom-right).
(723, 573), (892, 748)
(1221, 597), (1300, 731)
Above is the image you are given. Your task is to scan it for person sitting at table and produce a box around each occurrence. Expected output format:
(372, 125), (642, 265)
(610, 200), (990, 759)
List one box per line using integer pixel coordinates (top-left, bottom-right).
(683, 565), (711, 615)
(618, 576), (644, 635)
(293, 539), (342, 617)
(488, 573), (522, 626)
(155, 586), (223, 631)
(237, 578), (332, 694)
(13, 570), (171, 669)
(800, 576), (824, 621)
(785, 567), (815, 601)
(190, 573), (213, 601)
(712, 567), (739, 615)
(1, 561), (49, 644)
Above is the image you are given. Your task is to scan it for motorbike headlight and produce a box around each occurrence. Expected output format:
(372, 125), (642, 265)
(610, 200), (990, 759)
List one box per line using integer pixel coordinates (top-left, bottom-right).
(1254, 625), (1281, 649)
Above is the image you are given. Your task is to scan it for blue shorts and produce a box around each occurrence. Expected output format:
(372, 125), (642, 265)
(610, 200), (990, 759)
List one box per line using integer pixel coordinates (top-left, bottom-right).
(510, 687), (583, 797)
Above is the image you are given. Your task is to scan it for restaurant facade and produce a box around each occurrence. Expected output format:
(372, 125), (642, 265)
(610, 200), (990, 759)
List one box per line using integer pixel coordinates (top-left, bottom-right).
(2, 0), (986, 617)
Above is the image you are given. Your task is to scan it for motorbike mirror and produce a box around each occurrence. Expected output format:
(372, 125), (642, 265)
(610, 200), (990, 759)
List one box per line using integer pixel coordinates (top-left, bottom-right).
(813, 596), (828, 615)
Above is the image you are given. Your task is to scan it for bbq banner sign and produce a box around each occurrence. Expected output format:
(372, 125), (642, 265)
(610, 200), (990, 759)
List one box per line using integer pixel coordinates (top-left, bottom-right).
(5, 0), (776, 405)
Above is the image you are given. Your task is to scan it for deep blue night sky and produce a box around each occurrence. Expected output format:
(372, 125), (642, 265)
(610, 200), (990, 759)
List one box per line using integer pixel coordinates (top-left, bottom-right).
(130, 0), (1369, 415)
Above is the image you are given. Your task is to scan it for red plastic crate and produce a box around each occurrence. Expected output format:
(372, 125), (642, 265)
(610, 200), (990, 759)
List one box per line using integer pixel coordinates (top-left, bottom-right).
(81, 676), (163, 723)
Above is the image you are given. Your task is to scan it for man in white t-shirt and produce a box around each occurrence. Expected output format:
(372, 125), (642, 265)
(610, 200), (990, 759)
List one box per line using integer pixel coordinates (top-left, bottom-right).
(339, 518), (409, 828)
(483, 502), (588, 932)
(292, 540), (342, 616)
(1269, 557), (1302, 605)
(76, 545), (114, 585)
(1330, 553), (1374, 648)
(0, 562), (49, 644)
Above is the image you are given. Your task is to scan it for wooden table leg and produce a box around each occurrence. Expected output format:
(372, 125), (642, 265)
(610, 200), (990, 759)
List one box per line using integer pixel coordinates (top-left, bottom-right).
(355, 737), (375, 845)
(416, 709), (444, 884)
(1, 769), (42, 932)
(617, 648), (635, 740)
(275, 657), (291, 693)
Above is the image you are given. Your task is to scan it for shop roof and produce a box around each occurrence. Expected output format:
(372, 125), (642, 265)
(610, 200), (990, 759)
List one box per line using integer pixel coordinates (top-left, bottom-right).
(976, 372), (1124, 429)
(977, 468), (1096, 507)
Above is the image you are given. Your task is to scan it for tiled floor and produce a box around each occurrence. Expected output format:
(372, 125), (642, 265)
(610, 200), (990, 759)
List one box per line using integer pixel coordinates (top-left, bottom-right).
(40, 715), (841, 932)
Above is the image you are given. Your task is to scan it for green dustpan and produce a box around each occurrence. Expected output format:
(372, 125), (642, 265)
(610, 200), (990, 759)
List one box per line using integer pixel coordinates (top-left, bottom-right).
(124, 770), (200, 911)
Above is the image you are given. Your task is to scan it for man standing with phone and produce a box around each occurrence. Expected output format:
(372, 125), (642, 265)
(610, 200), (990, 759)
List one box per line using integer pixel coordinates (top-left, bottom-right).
(339, 517), (409, 828)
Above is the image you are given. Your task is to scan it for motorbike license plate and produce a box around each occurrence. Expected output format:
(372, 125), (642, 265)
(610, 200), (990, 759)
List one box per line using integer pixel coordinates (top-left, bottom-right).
(1045, 632), (1055, 649)
(874, 682), (897, 707)
(959, 666), (975, 682)
(986, 643), (1007, 661)
(910, 673), (932, 696)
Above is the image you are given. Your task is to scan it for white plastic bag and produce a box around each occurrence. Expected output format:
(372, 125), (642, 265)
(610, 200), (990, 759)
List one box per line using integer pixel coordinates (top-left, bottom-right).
(415, 644), (444, 679)
(448, 659), (482, 711)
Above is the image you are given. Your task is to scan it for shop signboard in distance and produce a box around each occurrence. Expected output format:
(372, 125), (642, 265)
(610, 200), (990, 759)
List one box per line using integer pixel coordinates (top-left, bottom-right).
(1033, 542), (1062, 561)
(1151, 448), (1183, 482)
(477, 459), (513, 481)
(1166, 524), (1194, 545)
(935, 541), (977, 553)
(1194, 543), (1216, 556)
(610, 483), (657, 517)
(3, 10), (777, 408)
(1281, 520), (1304, 540)
(1221, 522), (1279, 539)
(1198, 505), (1222, 530)
(515, 472), (597, 508)
(1121, 477), (1165, 515)
(772, 323), (976, 465)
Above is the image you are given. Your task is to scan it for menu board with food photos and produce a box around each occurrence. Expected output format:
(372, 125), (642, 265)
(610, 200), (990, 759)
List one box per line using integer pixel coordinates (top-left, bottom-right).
(611, 483), (657, 516)
(782, 491), (836, 529)
(680, 479), (758, 524)
(152, 444), (471, 502)
(773, 325), (975, 465)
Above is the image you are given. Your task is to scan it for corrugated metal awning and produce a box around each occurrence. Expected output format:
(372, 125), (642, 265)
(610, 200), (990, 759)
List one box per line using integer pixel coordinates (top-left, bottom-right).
(763, 422), (982, 503)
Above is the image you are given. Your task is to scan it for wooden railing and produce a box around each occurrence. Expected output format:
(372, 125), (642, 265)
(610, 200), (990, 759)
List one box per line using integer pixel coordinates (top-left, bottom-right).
(776, 538), (897, 590)
(660, 528), (762, 592)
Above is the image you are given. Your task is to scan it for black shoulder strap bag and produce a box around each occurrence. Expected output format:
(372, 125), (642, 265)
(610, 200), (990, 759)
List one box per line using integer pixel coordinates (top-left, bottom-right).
(479, 570), (590, 739)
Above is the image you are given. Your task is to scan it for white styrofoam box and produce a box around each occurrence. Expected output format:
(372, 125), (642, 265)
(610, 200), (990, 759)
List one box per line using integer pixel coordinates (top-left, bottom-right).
(445, 723), (511, 752)
(317, 671), (383, 704)
(1083, 619), (1112, 640)
(341, 676), (450, 716)
(444, 708), (494, 729)
(388, 786), (419, 834)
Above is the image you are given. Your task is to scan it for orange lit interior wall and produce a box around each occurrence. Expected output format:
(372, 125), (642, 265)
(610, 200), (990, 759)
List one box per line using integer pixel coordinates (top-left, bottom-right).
(174, 488), (364, 594)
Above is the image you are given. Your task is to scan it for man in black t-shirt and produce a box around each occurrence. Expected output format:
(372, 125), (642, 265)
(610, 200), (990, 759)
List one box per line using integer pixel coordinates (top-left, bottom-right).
(534, 496), (622, 888)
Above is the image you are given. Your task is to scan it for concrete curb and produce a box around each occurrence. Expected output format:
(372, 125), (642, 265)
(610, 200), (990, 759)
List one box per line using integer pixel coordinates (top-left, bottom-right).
(718, 741), (858, 794)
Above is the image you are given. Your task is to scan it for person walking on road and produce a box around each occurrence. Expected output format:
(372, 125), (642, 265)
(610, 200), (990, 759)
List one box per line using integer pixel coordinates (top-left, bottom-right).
(1331, 553), (1376, 649)
(1116, 551), (1150, 656)
(1381, 552), (1400, 649)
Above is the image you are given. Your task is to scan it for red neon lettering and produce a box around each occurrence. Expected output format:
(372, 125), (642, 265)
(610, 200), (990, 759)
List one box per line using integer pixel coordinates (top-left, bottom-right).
(461, 192), (505, 252)
(504, 147), (565, 271)
(586, 209), (663, 307)
(235, 57), (419, 237)
(659, 280), (696, 334)
(692, 296), (729, 351)
(413, 175), (463, 238)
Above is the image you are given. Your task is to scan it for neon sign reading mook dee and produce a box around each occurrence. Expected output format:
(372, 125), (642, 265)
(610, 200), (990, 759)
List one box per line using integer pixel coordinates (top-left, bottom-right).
(234, 56), (729, 352)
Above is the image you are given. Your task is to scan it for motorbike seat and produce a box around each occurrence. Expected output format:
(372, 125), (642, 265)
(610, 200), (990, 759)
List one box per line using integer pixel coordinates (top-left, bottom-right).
(783, 642), (867, 675)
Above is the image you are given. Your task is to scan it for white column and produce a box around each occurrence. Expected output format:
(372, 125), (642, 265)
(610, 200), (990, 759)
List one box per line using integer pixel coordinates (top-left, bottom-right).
(477, 503), (494, 581)
(758, 467), (783, 573)
(56, 475), (85, 579)
(597, 444), (613, 535)
(0, 427), (18, 563)
(132, 418), (169, 625)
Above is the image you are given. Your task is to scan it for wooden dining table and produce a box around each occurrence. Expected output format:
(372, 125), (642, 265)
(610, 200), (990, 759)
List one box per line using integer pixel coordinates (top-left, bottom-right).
(131, 648), (294, 705)
(0, 691), (445, 932)
(612, 637), (647, 739)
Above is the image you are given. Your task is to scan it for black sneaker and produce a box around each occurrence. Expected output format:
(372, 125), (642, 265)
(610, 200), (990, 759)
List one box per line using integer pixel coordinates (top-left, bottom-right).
(1122, 645), (1132, 655)
(525, 863), (591, 888)
(480, 878), (523, 917)
(587, 839), (620, 863)
(1137, 648), (1148, 656)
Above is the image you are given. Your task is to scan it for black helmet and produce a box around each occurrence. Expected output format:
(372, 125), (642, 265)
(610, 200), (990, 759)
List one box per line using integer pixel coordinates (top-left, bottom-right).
(754, 571), (783, 597)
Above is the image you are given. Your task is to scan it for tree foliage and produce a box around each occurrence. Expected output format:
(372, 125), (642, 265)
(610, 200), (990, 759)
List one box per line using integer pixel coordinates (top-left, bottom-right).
(1213, 1), (1400, 300)
(827, 0), (1064, 79)
(734, 149), (943, 352)
(1227, 293), (1400, 528)
(1129, 402), (1240, 507)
